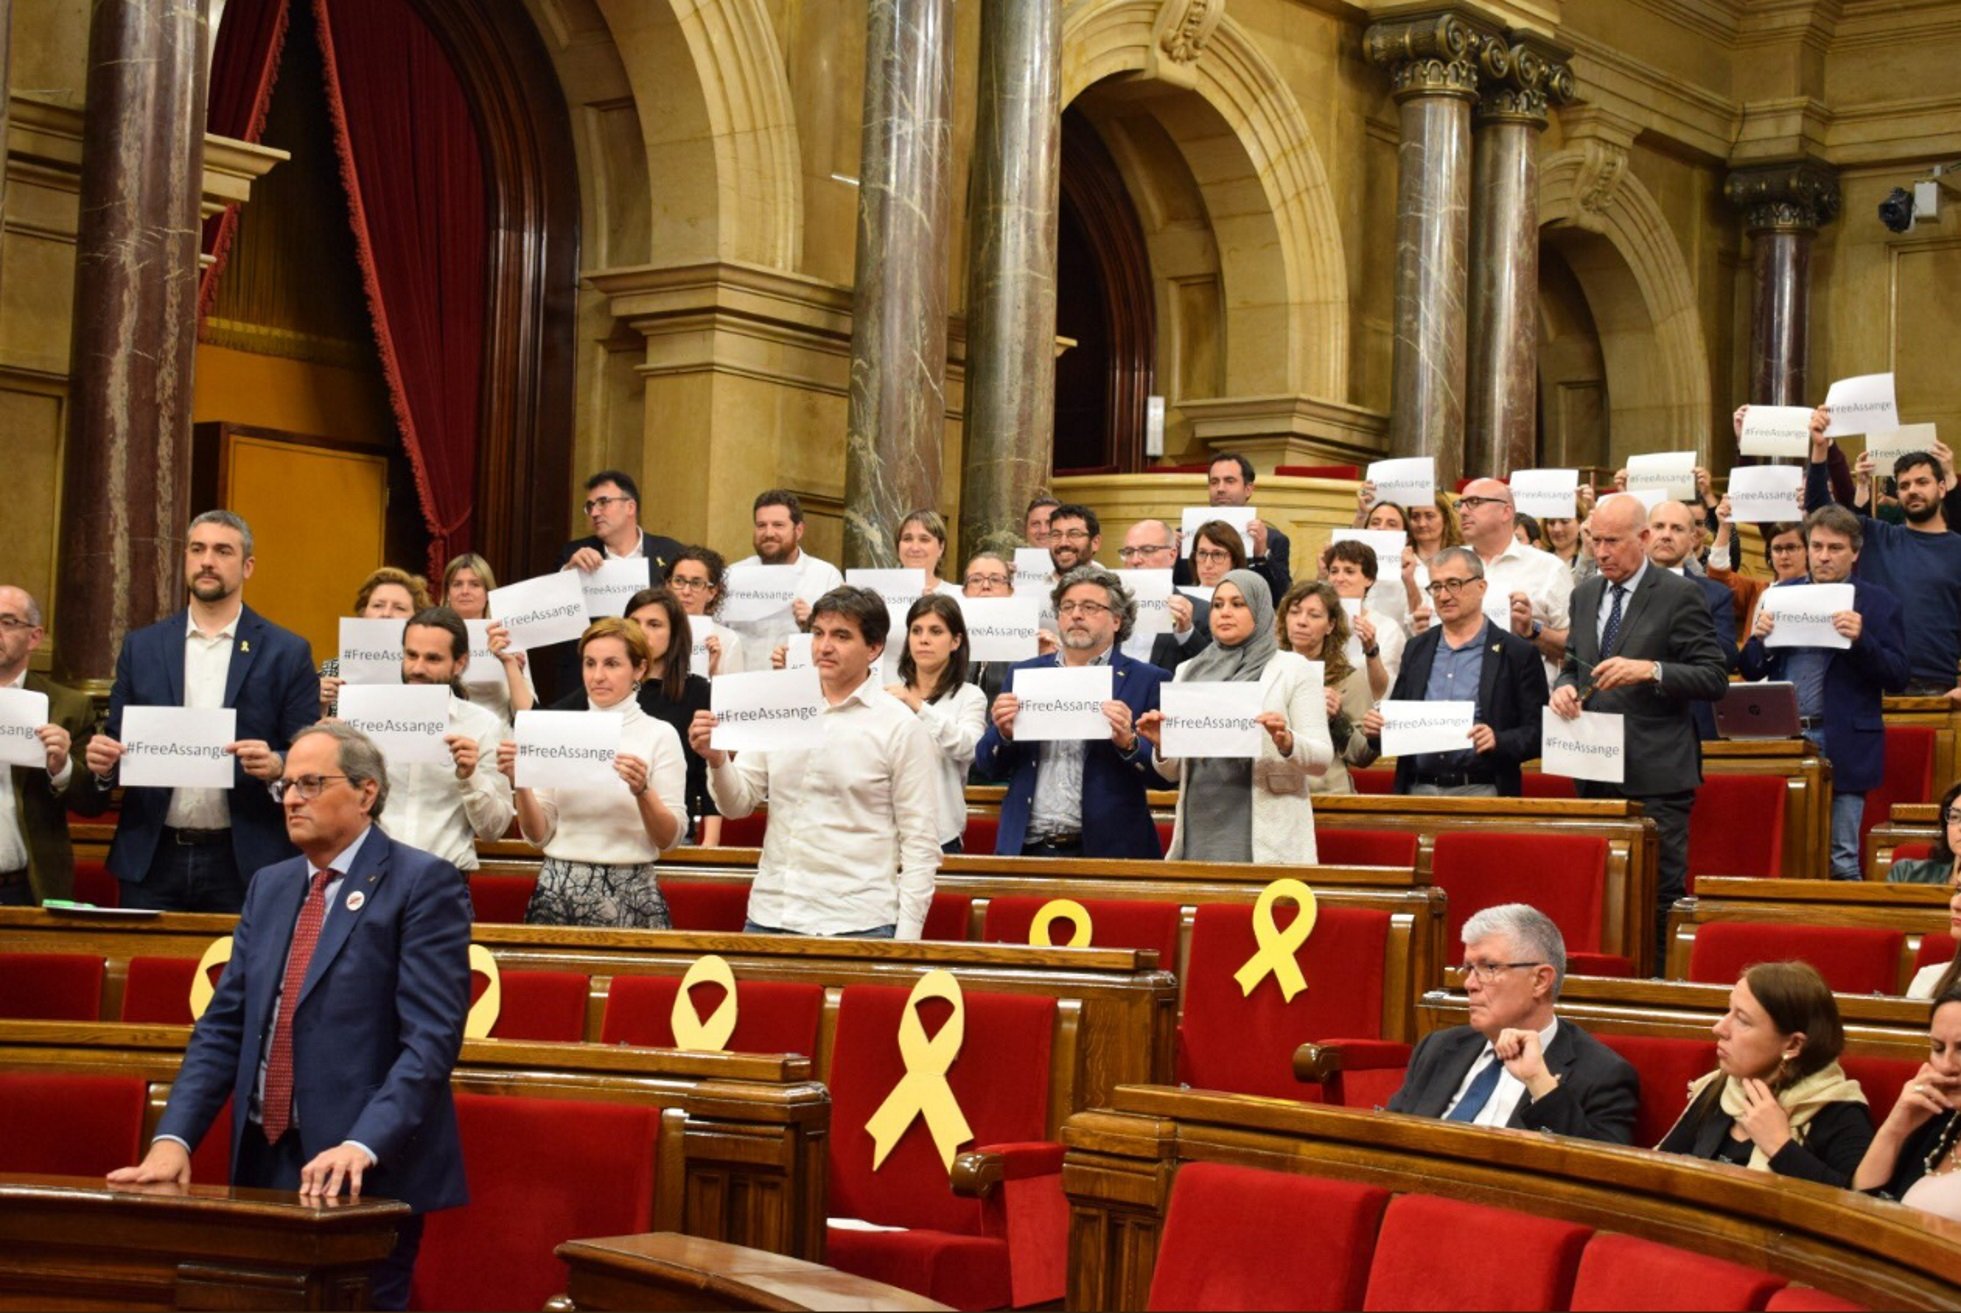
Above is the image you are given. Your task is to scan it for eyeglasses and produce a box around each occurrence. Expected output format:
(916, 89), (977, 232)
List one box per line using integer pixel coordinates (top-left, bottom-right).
(1944, 809), (1961, 825)
(0, 616), (34, 633)
(1116, 544), (1174, 562)
(1052, 529), (1092, 543)
(668, 577), (714, 593)
(267, 774), (352, 803)
(1425, 577), (1482, 596)
(963, 573), (1011, 589)
(1459, 960), (1545, 982)
(1769, 542), (1805, 553)
(1193, 548), (1234, 564)
(1056, 600), (1112, 618)
(583, 495), (631, 514)
(1455, 495), (1508, 511)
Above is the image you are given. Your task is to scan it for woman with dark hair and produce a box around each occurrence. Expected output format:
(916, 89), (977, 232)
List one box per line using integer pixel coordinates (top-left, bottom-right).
(1856, 986), (1961, 1220)
(1658, 961), (1873, 1186)
(1275, 579), (1377, 795)
(885, 594), (986, 853)
(1189, 520), (1248, 590)
(666, 545), (745, 676)
(1892, 780), (1961, 998)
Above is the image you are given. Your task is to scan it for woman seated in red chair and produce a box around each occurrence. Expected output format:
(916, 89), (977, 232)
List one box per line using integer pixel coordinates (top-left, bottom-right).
(1856, 985), (1961, 1222)
(1657, 961), (1873, 1188)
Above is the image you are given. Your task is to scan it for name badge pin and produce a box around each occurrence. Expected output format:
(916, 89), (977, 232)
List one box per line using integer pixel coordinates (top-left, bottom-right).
(345, 891), (366, 912)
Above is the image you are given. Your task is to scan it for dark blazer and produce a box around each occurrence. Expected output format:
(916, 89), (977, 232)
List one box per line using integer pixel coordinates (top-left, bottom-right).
(1555, 566), (1731, 797)
(1148, 594), (1212, 675)
(973, 649), (1167, 859)
(1685, 571), (1738, 742)
(553, 531), (688, 693)
(1386, 1018), (1639, 1144)
(1737, 577), (1909, 792)
(1379, 621), (1549, 796)
(102, 606), (317, 886)
(156, 828), (472, 1213)
(10, 673), (99, 902)
(1658, 1092), (1874, 1187)
(1173, 527), (1292, 600)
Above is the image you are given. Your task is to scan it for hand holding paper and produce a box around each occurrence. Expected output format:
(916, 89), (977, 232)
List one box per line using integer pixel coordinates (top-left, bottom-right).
(1541, 710), (1625, 785)
(1759, 583), (1855, 650)
(1376, 700), (1475, 758)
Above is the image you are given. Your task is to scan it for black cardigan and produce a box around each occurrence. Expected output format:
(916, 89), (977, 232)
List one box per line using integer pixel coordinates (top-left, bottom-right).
(1870, 1111), (1959, 1202)
(1659, 1097), (1875, 1188)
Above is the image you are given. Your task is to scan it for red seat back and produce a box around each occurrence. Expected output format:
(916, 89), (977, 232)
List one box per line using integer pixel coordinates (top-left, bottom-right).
(1916, 932), (1957, 972)
(1148, 1163), (1389, 1311)
(718, 813), (767, 847)
(923, 892), (973, 941)
(1863, 727), (1937, 858)
(1349, 768), (1395, 795)
(0, 952), (104, 1021)
(1522, 771), (1579, 800)
(981, 896), (1182, 971)
(468, 873), (536, 924)
(599, 973), (824, 1056)
(1179, 904), (1388, 1099)
(1839, 1053), (1916, 1130)
(0, 1072), (147, 1175)
(826, 983), (1055, 1234)
(413, 1093), (660, 1312)
(660, 879), (750, 932)
(471, 970), (589, 1042)
(1597, 1033), (1716, 1148)
(72, 858), (120, 907)
(1689, 775), (1787, 885)
(1892, 841), (1933, 863)
(1687, 922), (1904, 996)
(1432, 832), (1609, 953)
(1766, 1287), (1867, 1311)
(1314, 829), (1419, 870)
(961, 814), (1001, 854)
(1569, 1232), (1785, 1311)
(1362, 1194), (1590, 1311)
(121, 955), (227, 1025)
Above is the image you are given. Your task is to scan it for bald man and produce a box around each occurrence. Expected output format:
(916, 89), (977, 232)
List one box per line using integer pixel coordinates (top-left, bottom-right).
(1456, 478), (1572, 678)
(1647, 499), (1737, 741)
(1118, 520), (1210, 674)
(0, 585), (101, 904)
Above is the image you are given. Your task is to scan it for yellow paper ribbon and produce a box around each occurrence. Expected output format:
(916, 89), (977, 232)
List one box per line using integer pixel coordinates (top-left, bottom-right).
(465, 944), (502, 1039)
(186, 936), (234, 1021)
(864, 969), (976, 1173)
(1232, 879), (1318, 1001)
(1029, 898), (1093, 948)
(670, 955), (739, 1051)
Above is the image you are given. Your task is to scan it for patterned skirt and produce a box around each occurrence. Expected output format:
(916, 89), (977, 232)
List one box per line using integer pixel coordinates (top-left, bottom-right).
(524, 857), (671, 929)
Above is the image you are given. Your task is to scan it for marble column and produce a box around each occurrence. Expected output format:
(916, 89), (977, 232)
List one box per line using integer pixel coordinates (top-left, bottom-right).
(1365, 12), (1485, 489)
(1465, 43), (1571, 478)
(1724, 162), (1840, 407)
(55, 0), (210, 685)
(842, 0), (956, 570)
(958, 0), (1061, 562)
(0, 0), (11, 311)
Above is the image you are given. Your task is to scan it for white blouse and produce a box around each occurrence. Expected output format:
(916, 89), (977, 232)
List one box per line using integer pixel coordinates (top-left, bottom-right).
(911, 680), (988, 845)
(520, 699), (687, 866)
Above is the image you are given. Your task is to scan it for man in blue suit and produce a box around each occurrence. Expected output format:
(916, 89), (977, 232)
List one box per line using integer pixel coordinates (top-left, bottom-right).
(83, 510), (318, 911)
(975, 565), (1167, 858)
(1739, 504), (1910, 879)
(110, 720), (473, 1309)
(1647, 498), (1737, 741)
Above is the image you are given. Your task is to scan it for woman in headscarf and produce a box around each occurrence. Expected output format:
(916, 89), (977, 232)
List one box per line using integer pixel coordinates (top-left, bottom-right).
(1136, 570), (1333, 863)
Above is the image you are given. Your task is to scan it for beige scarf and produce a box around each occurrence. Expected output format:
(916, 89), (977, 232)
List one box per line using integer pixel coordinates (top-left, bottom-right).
(1682, 1061), (1866, 1172)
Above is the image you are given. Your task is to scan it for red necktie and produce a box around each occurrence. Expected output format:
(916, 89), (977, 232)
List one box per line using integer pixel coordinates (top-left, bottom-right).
(263, 869), (332, 1143)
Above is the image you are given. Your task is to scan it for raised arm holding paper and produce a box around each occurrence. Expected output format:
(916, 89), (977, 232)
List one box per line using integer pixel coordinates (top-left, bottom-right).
(318, 569), (429, 715)
(1456, 478), (1573, 677)
(1169, 454), (1292, 599)
(726, 489), (844, 648)
(0, 585), (96, 905)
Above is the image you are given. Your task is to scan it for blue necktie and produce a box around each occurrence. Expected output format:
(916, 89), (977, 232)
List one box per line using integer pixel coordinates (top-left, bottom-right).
(1445, 1053), (1505, 1123)
(1599, 583), (1628, 657)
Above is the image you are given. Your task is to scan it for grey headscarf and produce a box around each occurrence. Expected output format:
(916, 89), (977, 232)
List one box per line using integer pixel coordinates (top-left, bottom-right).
(1178, 569), (1278, 683)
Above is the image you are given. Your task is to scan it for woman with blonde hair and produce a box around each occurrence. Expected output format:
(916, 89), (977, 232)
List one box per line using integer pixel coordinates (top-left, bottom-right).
(441, 551), (533, 724)
(896, 509), (961, 596)
(317, 566), (432, 716)
(1275, 579), (1377, 794)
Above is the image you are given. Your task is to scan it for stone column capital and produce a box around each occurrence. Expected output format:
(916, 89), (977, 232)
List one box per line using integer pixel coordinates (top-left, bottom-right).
(1724, 160), (1841, 234)
(1363, 10), (1488, 103)
(1474, 37), (1575, 128)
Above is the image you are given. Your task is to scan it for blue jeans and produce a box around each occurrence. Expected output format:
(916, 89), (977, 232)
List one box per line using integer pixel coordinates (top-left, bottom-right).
(1830, 789), (1866, 880)
(742, 919), (896, 939)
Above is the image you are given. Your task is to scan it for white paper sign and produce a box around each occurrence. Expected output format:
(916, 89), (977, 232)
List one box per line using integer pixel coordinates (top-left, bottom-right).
(1761, 583), (1855, 650)
(488, 572), (589, 652)
(1627, 488), (1669, 515)
(956, 597), (1040, 662)
(1625, 451), (1697, 501)
(336, 684), (453, 768)
(685, 616), (713, 680)
(1378, 699), (1476, 758)
(337, 618), (404, 685)
(0, 687), (50, 768)
(1739, 406), (1816, 459)
(1341, 597), (1366, 668)
(579, 557), (650, 619)
(1160, 681), (1268, 758)
(1180, 506), (1257, 559)
(1726, 464), (1804, 523)
(119, 707), (237, 789)
(1367, 457), (1436, 509)
(514, 709), (624, 790)
(461, 619), (503, 688)
(1865, 423), (1940, 470)
(720, 564), (800, 626)
(782, 632), (814, 668)
(1824, 373), (1899, 438)
(1329, 528), (1408, 576)
(1011, 665), (1114, 742)
(1508, 469), (1579, 520)
(845, 568), (928, 610)
(1541, 710), (1625, 784)
(711, 667), (825, 752)
(1119, 569), (1176, 637)
(1177, 585), (1213, 602)
(1013, 548), (1057, 603)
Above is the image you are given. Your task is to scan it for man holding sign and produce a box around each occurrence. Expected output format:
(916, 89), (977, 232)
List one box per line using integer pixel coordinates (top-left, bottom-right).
(1170, 453), (1292, 599)
(726, 489), (845, 650)
(1739, 506), (1908, 878)
(1456, 478), (1573, 679)
(555, 470), (683, 694)
(0, 585), (97, 905)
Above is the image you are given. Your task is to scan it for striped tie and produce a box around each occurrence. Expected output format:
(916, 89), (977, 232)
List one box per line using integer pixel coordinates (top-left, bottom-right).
(262, 869), (332, 1143)
(1599, 584), (1628, 657)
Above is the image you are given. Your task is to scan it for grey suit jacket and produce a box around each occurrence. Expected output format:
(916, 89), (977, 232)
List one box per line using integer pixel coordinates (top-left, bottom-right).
(1555, 566), (1730, 797)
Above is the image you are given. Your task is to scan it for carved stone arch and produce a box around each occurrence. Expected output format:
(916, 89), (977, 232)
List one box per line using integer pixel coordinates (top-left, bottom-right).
(1061, 0), (1349, 400)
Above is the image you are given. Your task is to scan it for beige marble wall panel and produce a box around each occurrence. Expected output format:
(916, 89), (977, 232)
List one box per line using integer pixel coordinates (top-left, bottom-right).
(1051, 471), (1363, 578)
(10, 1), (88, 104)
(0, 377), (63, 646)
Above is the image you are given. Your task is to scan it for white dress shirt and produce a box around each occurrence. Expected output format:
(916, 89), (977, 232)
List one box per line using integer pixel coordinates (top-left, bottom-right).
(1481, 539), (1573, 682)
(0, 669), (70, 872)
(911, 681), (987, 845)
(709, 677), (941, 937)
(520, 699), (687, 865)
(379, 696), (513, 870)
(165, 607), (241, 830)
(726, 550), (845, 648)
(1441, 1015), (1561, 1129)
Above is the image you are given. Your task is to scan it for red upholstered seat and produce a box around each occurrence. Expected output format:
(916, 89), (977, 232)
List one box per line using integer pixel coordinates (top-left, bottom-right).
(1597, 1033), (1715, 1148)
(1314, 828), (1419, 870)
(121, 954), (228, 1025)
(1840, 1054), (1917, 1130)
(924, 893), (974, 941)
(825, 983), (1061, 1310)
(1766, 1286), (1867, 1312)
(470, 970), (589, 1042)
(1566, 951), (1635, 977)
(1146, 1163), (1390, 1311)
(413, 1093), (660, 1312)
(1274, 464), (1361, 480)
(962, 814), (1000, 854)
(1155, 820), (1173, 851)
(1431, 832), (1619, 970)
(660, 879), (750, 932)
(1689, 775), (1787, 886)
(1863, 727), (1936, 861)
(1349, 768), (1395, 795)
(467, 873), (536, 924)
(0, 951), (104, 1021)
(1180, 903), (1401, 1104)
(1362, 1194), (1591, 1312)
(1569, 1232), (1785, 1311)
(1892, 840), (1933, 863)
(981, 896), (1181, 972)
(188, 1099), (233, 1183)
(72, 858), (120, 907)
(1916, 932), (1957, 972)
(1687, 922), (1904, 996)
(599, 973), (824, 1056)
(718, 813), (767, 847)
(0, 1072), (147, 1176)
(1522, 770), (1579, 799)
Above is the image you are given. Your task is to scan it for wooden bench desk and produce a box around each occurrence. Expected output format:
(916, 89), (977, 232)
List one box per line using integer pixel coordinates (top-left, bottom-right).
(553, 1233), (950, 1311)
(1665, 876), (1954, 988)
(1869, 802), (1940, 880)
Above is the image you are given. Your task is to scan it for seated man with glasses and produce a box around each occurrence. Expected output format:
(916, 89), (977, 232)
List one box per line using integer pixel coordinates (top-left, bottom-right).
(1386, 902), (1639, 1144)
(1362, 547), (1550, 797)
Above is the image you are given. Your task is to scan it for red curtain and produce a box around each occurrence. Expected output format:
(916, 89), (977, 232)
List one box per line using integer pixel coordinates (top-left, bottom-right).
(199, 0), (294, 314)
(314, 0), (488, 577)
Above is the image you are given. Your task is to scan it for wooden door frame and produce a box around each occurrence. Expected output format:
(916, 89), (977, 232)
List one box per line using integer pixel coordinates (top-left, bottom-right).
(1059, 111), (1155, 475)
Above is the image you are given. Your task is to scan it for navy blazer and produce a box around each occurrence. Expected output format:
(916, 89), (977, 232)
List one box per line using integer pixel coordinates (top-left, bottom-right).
(157, 828), (473, 1213)
(1738, 577), (1909, 792)
(1386, 1019), (1639, 1144)
(103, 605), (317, 885)
(1381, 621), (1549, 796)
(973, 649), (1167, 859)
(1685, 571), (1738, 742)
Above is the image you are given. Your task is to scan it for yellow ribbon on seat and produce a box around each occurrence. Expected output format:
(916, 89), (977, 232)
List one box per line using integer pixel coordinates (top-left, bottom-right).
(464, 944), (502, 1039)
(864, 969), (976, 1173)
(1029, 898), (1093, 948)
(186, 936), (234, 1021)
(670, 955), (739, 1051)
(1232, 879), (1318, 1001)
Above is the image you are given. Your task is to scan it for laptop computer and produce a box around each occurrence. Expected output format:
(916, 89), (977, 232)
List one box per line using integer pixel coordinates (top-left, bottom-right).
(1712, 681), (1802, 741)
